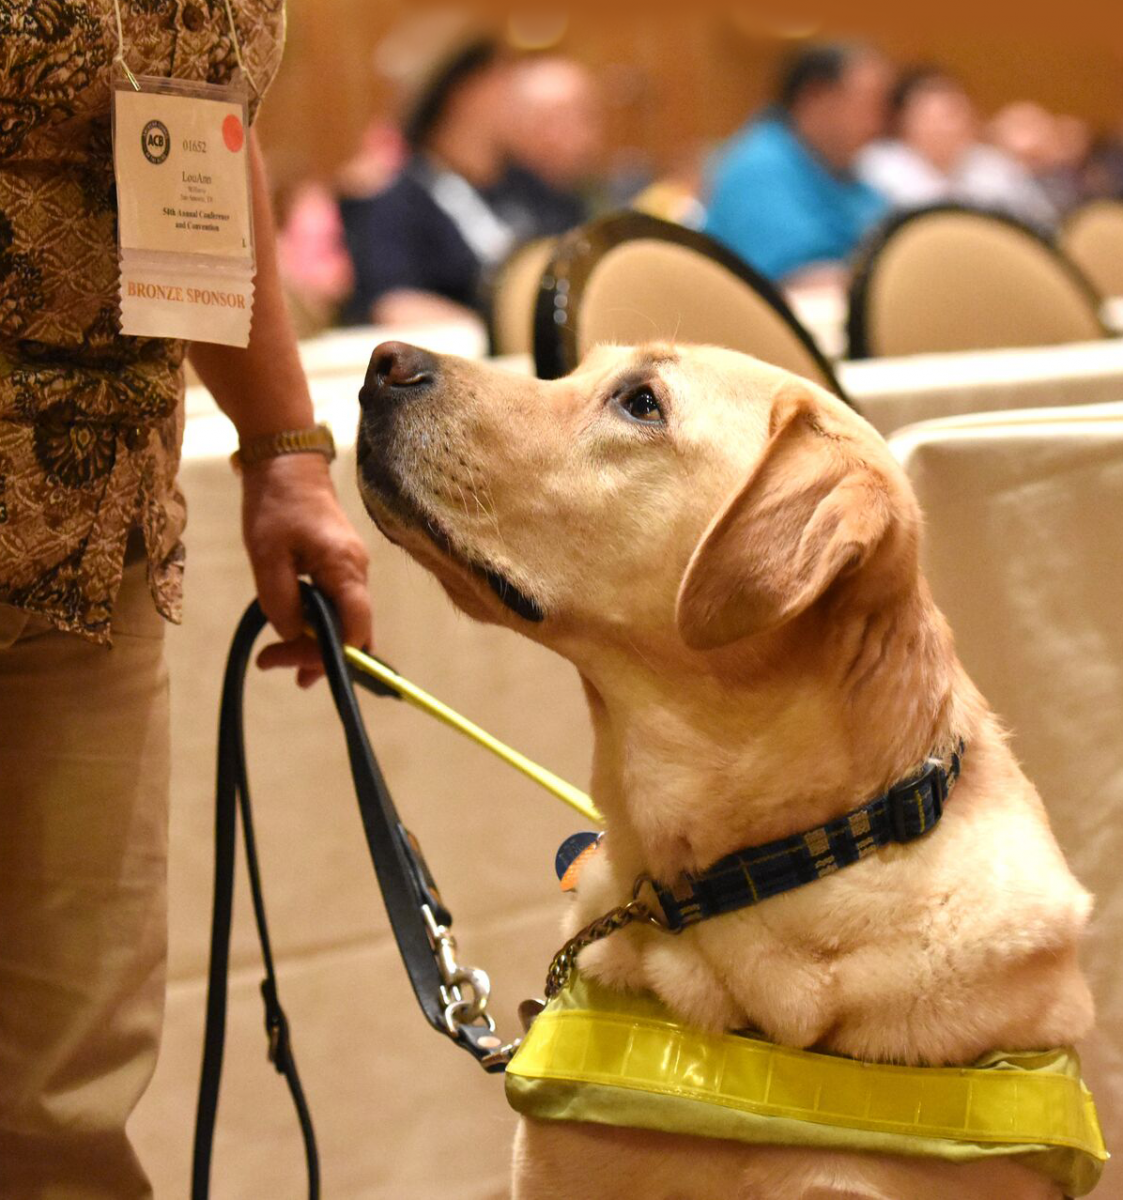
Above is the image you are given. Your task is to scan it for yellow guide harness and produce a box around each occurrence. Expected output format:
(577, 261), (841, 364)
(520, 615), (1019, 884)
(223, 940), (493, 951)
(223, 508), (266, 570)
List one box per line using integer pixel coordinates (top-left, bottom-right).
(198, 587), (1108, 1198)
(507, 974), (1107, 1197)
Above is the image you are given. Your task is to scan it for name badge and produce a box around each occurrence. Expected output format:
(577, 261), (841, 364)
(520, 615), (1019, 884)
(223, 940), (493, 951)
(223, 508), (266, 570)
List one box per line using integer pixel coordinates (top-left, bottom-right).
(113, 77), (256, 347)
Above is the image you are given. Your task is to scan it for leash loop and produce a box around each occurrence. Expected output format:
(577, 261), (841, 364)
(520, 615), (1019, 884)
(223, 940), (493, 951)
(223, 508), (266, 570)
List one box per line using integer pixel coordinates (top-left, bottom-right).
(192, 600), (320, 1200)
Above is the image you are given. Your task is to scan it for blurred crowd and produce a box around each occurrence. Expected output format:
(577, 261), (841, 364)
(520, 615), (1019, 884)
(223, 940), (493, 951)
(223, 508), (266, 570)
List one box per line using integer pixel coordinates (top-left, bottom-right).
(273, 23), (1123, 336)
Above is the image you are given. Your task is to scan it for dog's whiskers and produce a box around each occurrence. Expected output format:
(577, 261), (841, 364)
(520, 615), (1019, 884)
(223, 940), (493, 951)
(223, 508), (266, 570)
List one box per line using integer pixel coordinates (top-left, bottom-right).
(462, 458), (507, 548)
(452, 481), (472, 519)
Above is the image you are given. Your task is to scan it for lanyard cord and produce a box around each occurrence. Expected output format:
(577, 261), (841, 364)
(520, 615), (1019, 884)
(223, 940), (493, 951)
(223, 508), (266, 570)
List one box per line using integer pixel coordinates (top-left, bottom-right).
(220, 0), (260, 97)
(112, 0), (260, 96)
(111, 0), (140, 90)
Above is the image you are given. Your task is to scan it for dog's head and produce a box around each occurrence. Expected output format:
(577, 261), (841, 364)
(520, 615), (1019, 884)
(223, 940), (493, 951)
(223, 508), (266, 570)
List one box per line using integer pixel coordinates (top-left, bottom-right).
(357, 341), (920, 665)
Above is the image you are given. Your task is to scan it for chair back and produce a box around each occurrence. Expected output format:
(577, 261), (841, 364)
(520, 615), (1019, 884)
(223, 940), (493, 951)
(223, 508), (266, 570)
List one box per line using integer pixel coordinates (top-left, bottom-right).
(1061, 200), (1123, 298)
(486, 237), (557, 358)
(849, 205), (1107, 359)
(535, 213), (843, 396)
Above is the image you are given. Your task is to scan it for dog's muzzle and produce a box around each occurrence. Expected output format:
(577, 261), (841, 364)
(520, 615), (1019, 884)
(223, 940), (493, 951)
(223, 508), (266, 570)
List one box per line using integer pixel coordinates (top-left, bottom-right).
(356, 342), (546, 625)
(356, 340), (437, 498)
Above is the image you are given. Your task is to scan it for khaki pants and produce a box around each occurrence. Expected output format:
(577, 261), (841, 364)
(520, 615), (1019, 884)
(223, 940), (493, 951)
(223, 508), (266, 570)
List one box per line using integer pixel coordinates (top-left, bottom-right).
(0, 550), (169, 1199)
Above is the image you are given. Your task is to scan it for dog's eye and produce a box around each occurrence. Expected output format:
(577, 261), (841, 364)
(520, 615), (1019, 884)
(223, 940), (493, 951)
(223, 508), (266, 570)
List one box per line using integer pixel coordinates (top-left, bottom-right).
(618, 387), (664, 425)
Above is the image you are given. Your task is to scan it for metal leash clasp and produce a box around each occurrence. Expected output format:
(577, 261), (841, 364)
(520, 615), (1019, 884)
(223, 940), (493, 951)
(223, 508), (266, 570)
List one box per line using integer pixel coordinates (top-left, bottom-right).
(421, 904), (495, 1037)
(421, 904), (527, 1071)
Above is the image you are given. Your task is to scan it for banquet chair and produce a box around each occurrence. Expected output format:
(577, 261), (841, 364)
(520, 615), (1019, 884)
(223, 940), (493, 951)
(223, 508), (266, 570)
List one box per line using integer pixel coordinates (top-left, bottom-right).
(848, 205), (1108, 359)
(486, 237), (557, 357)
(888, 402), (1123, 1199)
(1062, 199), (1123, 299)
(534, 212), (844, 397)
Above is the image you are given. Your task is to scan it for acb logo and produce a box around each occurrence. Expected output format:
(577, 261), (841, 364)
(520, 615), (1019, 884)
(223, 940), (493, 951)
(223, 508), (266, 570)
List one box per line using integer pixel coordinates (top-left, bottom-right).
(141, 119), (170, 165)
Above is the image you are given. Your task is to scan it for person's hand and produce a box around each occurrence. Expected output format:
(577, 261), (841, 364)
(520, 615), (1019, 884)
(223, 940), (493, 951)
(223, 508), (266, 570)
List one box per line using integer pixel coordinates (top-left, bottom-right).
(240, 452), (372, 687)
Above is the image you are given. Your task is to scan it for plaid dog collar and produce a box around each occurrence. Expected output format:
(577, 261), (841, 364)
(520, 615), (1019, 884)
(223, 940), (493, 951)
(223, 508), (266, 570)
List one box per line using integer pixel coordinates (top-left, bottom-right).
(649, 742), (965, 932)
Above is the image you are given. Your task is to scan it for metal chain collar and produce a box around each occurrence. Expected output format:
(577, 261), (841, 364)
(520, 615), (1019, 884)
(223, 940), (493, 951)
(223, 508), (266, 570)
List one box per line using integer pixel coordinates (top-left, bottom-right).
(545, 878), (678, 999)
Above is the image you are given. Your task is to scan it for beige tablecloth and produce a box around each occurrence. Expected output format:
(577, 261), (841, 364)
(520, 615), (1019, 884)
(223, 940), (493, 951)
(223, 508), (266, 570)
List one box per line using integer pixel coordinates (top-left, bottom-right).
(840, 338), (1123, 437)
(889, 403), (1123, 1198)
(135, 352), (1123, 1197)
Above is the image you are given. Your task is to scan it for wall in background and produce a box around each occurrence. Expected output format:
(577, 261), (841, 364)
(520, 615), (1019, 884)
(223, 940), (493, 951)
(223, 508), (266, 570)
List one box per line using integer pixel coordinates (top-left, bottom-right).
(254, 4), (1123, 192)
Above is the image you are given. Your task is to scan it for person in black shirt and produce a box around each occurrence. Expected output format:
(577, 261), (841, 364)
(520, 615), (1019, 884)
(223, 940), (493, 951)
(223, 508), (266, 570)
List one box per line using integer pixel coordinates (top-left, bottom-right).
(339, 38), (520, 327)
(502, 56), (604, 231)
(339, 36), (607, 328)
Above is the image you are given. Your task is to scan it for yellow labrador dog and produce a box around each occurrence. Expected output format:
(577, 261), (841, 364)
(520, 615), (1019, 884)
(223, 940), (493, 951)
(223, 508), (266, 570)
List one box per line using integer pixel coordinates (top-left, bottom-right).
(356, 341), (1093, 1199)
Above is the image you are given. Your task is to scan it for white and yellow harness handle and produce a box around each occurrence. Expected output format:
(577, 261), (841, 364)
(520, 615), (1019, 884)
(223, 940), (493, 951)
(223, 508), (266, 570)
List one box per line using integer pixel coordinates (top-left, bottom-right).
(313, 633), (603, 826)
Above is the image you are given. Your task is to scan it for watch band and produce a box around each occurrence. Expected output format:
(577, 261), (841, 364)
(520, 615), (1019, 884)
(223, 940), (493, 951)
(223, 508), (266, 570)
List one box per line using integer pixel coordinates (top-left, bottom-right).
(231, 423), (337, 471)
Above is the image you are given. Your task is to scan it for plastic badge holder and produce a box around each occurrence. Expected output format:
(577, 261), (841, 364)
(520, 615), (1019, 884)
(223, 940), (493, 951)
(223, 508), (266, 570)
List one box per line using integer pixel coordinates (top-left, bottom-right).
(113, 75), (256, 347)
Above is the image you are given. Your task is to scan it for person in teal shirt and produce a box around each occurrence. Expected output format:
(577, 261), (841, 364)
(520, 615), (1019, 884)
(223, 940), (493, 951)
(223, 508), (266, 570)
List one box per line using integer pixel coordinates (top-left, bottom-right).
(705, 44), (894, 286)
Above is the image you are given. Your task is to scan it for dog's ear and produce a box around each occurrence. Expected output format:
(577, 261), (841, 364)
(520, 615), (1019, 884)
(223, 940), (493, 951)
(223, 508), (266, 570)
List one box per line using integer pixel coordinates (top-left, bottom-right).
(676, 391), (895, 651)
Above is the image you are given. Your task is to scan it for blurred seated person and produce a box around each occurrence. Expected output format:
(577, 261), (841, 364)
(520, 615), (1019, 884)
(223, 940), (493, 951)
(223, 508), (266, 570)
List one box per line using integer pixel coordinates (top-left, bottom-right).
(858, 68), (1056, 228)
(1086, 120), (1123, 200)
(338, 35), (519, 327)
(499, 55), (605, 235)
(989, 103), (1090, 217)
(631, 145), (708, 229)
(275, 180), (356, 338)
(704, 43), (893, 287)
(335, 118), (407, 201)
(1041, 115), (1094, 215)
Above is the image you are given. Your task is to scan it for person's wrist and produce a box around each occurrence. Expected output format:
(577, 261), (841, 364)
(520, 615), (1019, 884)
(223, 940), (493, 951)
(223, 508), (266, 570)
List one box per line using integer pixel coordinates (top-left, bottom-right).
(231, 423), (336, 472)
(239, 449), (333, 479)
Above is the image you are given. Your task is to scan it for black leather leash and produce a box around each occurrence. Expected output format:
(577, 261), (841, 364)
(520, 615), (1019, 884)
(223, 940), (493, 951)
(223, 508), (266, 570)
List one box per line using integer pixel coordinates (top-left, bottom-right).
(192, 583), (511, 1200)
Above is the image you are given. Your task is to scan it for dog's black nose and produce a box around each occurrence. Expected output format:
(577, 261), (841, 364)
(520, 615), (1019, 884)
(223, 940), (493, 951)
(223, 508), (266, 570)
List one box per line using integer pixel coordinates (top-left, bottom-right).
(361, 341), (437, 408)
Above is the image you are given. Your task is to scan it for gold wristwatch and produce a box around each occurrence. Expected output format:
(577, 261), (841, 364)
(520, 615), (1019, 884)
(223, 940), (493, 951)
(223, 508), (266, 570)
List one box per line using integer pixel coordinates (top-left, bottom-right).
(231, 422), (337, 471)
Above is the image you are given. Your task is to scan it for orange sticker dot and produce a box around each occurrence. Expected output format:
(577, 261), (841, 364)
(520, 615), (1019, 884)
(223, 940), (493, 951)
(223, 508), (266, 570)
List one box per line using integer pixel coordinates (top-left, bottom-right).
(223, 114), (244, 153)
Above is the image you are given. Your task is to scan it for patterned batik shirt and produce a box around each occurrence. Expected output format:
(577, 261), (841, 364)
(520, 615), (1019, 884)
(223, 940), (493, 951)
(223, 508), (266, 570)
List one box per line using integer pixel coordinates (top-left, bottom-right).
(0, 0), (284, 642)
